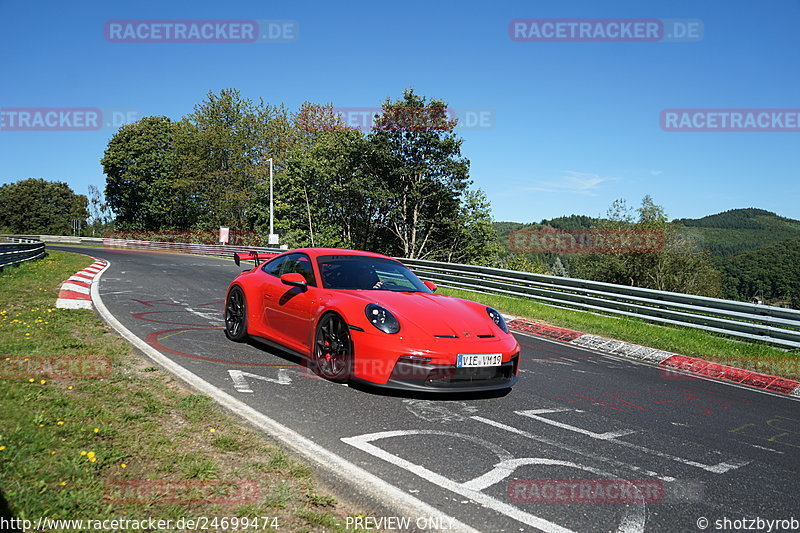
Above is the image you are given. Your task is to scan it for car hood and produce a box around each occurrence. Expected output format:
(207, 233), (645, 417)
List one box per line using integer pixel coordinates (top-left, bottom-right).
(344, 290), (497, 338)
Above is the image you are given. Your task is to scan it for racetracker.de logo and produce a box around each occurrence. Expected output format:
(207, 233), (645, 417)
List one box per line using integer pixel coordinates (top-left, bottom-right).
(508, 479), (664, 503)
(660, 109), (800, 132)
(104, 480), (259, 504)
(508, 229), (664, 254)
(0, 108), (140, 131)
(509, 19), (703, 42)
(300, 107), (494, 132)
(1, 356), (111, 379)
(105, 20), (298, 43)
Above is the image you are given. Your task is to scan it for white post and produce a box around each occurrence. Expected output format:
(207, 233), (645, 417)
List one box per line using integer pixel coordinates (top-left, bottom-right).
(266, 158), (279, 245)
(269, 157), (274, 237)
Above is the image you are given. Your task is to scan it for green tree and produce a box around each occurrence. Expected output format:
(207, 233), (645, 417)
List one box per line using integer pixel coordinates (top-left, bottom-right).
(368, 89), (470, 259)
(181, 89), (291, 230)
(498, 253), (550, 274)
(281, 125), (386, 250)
(0, 178), (88, 234)
(571, 196), (722, 296)
(440, 189), (500, 264)
(86, 185), (113, 236)
(101, 116), (191, 229)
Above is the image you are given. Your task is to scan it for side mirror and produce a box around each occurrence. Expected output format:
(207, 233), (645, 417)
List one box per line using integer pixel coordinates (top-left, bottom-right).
(423, 280), (437, 292)
(280, 273), (308, 287)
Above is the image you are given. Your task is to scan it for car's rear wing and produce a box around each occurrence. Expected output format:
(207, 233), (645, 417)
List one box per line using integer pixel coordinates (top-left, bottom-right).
(234, 251), (274, 266)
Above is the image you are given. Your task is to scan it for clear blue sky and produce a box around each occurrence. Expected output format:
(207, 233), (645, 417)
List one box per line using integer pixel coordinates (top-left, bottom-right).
(1, 0), (798, 223)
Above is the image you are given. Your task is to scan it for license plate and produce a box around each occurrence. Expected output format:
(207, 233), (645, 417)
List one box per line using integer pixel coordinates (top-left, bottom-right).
(457, 353), (502, 367)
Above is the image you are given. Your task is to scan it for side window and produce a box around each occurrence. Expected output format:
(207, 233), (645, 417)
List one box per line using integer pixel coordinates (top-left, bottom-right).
(280, 254), (316, 286)
(262, 254), (290, 276)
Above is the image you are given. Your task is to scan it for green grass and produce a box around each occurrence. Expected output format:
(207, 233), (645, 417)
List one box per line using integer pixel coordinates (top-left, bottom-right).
(0, 251), (368, 531)
(440, 286), (800, 380)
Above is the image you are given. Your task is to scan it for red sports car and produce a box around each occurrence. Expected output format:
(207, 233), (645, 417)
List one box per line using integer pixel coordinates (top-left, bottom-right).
(224, 248), (519, 392)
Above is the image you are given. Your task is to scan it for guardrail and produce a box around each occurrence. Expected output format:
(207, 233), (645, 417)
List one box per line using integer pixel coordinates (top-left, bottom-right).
(1, 235), (285, 256)
(0, 239), (46, 270)
(400, 258), (800, 350)
(4, 234), (800, 349)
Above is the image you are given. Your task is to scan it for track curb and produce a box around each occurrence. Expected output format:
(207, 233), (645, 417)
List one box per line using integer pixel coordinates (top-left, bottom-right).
(55, 258), (107, 309)
(506, 317), (800, 397)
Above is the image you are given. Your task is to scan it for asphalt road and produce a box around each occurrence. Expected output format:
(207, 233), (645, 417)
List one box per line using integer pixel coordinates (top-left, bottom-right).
(53, 246), (800, 533)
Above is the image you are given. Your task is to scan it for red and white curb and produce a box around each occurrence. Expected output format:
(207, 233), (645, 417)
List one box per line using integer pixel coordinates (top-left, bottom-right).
(55, 258), (109, 309)
(506, 317), (800, 398)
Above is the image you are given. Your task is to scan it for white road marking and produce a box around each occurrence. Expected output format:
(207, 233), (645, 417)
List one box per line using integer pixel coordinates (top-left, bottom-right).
(402, 399), (478, 422)
(517, 409), (638, 440)
(343, 429), (645, 533)
(472, 416), (674, 482)
(515, 409), (749, 474)
(526, 359), (576, 366)
(229, 369), (293, 392)
(229, 370), (253, 392)
(186, 306), (225, 324)
(750, 444), (784, 454)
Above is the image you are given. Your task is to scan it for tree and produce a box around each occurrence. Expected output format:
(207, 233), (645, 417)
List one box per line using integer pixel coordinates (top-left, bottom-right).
(498, 253), (550, 274)
(181, 89), (292, 230)
(551, 257), (567, 276)
(440, 189), (501, 264)
(368, 89), (470, 259)
(87, 185), (113, 236)
(97, 88), (501, 265)
(281, 125), (386, 250)
(0, 178), (87, 234)
(101, 116), (190, 229)
(570, 196), (722, 296)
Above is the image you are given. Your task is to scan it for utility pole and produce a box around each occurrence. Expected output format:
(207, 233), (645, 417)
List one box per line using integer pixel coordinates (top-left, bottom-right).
(267, 158), (279, 245)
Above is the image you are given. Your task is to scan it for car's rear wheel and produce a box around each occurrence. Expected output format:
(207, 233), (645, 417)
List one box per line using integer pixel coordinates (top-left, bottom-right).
(313, 313), (352, 381)
(224, 286), (248, 342)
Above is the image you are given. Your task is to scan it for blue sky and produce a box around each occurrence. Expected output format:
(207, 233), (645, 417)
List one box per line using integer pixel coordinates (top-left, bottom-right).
(1, 0), (798, 223)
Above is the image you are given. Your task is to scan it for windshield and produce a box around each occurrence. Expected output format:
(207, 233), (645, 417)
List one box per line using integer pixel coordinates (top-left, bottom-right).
(317, 255), (431, 292)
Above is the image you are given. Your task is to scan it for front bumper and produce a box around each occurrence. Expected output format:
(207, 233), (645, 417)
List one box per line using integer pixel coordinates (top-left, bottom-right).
(350, 329), (520, 392)
(381, 354), (519, 392)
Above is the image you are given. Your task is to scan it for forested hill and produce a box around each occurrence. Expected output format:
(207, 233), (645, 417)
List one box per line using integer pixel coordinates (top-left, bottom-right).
(494, 208), (800, 258)
(719, 237), (800, 308)
(493, 207), (800, 308)
(672, 208), (800, 257)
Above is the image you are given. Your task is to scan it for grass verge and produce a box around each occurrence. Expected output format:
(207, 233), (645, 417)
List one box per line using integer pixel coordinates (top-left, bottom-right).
(440, 286), (800, 381)
(0, 251), (367, 532)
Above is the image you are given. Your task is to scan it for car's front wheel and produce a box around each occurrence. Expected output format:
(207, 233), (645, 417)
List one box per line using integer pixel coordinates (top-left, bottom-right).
(224, 286), (248, 342)
(313, 313), (352, 381)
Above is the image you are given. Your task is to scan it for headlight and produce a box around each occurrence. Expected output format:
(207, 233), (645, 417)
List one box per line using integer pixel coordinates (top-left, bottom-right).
(365, 304), (400, 334)
(486, 307), (508, 333)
